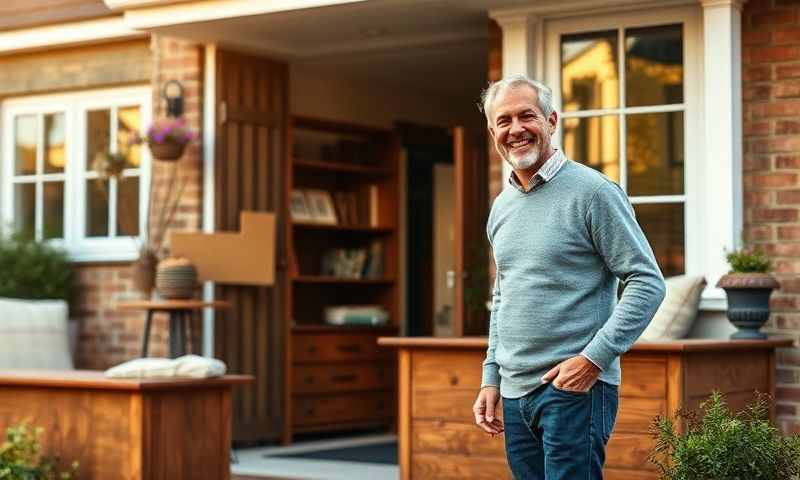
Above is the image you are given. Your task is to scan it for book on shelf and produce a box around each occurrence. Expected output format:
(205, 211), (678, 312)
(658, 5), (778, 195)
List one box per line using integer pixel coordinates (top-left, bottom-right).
(319, 240), (384, 279)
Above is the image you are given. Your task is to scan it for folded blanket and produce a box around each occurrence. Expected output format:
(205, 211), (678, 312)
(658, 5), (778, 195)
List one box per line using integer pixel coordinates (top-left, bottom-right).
(104, 354), (226, 379)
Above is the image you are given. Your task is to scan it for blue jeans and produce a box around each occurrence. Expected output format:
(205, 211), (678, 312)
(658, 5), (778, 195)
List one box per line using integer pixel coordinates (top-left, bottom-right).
(502, 381), (618, 480)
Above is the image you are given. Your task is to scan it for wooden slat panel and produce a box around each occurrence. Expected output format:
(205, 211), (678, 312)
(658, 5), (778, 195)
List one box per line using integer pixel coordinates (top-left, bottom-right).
(292, 363), (394, 394)
(412, 420), (505, 458)
(215, 49), (287, 443)
(412, 351), (482, 391)
(412, 452), (511, 480)
(606, 433), (657, 471)
(620, 360), (667, 398)
(616, 397), (666, 433)
(684, 351), (769, 397)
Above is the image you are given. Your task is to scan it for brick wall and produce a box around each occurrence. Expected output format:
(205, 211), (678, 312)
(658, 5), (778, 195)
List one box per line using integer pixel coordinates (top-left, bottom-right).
(742, 0), (800, 435)
(75, 36), (204, 369)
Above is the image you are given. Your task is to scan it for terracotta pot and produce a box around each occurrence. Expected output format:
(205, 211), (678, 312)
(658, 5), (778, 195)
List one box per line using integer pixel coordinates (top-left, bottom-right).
(148, 140), (186, 162)
(132, 250), (158, 297)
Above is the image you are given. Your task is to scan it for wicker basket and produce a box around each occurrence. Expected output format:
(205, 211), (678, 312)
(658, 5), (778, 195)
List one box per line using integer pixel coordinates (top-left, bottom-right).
(149, 140), (187, 162)
(155, 257), (197, 299)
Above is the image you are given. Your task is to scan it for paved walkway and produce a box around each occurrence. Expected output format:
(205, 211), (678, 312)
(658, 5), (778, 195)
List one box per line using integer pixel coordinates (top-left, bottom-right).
(231, 434), (399, 480)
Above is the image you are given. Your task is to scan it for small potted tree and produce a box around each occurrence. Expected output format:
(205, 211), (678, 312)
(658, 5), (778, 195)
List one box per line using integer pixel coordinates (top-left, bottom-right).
(716, 245), (779, 339)
(649, 392), (800, 479)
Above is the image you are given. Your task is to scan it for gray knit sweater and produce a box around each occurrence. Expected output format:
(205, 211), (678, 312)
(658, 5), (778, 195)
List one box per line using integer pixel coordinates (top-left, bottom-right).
(482, 159), (666, 399)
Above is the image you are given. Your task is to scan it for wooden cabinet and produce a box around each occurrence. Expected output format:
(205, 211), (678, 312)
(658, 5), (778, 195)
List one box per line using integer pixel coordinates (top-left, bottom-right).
(284, 116), (400, 439)
(378, 337), (792, 480)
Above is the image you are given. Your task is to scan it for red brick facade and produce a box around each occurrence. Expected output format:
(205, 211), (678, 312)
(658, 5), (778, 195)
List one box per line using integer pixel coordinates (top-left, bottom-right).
(75, 36), (204, 369)
(743, 0), (800, 435)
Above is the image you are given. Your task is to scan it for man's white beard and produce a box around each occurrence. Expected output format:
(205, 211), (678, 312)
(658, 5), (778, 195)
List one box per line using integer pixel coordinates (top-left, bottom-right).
(506, 143), (541, 170)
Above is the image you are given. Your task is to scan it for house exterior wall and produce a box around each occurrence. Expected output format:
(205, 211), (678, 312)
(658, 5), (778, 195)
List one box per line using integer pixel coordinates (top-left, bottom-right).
(742, 0), (800, 435)
(77, 35), (204, 369)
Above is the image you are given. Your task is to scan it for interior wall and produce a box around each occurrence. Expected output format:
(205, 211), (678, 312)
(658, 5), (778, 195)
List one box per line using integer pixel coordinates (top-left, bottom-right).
(289, 65), (480, 129)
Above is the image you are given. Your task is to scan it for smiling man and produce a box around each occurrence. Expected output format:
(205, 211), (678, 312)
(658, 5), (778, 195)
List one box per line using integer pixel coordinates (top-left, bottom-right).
(472, 75), (666, 479)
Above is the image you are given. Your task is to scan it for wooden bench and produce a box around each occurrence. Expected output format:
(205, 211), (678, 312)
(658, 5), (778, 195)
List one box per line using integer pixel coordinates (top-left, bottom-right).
(0, 370), (251, 480)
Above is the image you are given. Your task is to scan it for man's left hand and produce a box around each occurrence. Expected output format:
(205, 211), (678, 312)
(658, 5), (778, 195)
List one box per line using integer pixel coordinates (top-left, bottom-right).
(541, 356), (601, 393)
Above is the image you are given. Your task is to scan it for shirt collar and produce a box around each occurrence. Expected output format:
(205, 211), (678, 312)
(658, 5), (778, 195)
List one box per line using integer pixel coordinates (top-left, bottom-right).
(507, 149), (567, 193)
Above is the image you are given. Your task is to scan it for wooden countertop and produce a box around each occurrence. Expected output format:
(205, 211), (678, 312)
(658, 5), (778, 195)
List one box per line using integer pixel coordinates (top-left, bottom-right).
(377, 336), (795, 352)
(0, 370), (253, 391)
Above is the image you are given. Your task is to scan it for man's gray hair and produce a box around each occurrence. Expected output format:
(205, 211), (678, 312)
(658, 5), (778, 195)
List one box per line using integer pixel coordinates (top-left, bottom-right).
(479, 75), (556, 124)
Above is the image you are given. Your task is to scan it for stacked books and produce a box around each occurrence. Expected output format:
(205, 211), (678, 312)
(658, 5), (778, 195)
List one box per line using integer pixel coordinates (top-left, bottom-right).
(324, 305), (389, 326)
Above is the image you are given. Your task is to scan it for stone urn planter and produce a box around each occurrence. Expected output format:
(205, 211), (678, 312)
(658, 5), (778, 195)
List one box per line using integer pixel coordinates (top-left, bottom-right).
(716, 272), (779, 340)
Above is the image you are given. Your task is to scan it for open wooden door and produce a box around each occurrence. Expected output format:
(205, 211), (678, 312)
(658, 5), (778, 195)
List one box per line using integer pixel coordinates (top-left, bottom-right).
(452, 126), (490, 336)
(214, 49), (288, 443)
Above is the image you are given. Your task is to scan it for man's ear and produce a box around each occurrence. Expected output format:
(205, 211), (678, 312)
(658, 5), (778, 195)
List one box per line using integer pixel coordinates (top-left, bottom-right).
(487, 125), (496, 141)
(548, 111), (558, 134)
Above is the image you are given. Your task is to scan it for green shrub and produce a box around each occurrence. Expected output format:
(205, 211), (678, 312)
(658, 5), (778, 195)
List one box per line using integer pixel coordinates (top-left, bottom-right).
(0, 232), (75, 310)
(649, 391), (800, 480)
(725, 245), (772, 273)
(0, 421), (78, 479)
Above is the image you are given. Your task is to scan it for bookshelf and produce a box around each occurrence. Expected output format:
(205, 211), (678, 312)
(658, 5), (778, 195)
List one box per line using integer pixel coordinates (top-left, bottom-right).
(285, 115), (399, 436)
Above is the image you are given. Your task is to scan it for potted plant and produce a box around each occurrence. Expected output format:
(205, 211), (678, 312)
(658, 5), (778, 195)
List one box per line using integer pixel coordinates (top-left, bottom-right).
(649, 391), (800, 479)
(131, 116), (197, 162)
(716, 245), (779, 339)
(0, 420), (79, 479)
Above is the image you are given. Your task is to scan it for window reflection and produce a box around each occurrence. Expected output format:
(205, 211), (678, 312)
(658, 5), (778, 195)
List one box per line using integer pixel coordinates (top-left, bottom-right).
(87, 109), (111, 172)
(625, 24), (683, 107)
(626, 112), (684, 196)
(14, 115), (37, 176)
(562, 115), (620, 182)
(14, 183), (35, 236)
(44, 113), (66, 173)
(87, 179), (109, 237)
(561, 31), (619, 112)
(118, 106), (141, 168)
(117, 177), (140, 236)
(633, 203), (684, 276)
(43, 182), (64, 239)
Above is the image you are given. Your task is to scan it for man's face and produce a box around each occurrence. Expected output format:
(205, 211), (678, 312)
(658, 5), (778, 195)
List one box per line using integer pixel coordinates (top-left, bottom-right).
(488, 85), (557, 171)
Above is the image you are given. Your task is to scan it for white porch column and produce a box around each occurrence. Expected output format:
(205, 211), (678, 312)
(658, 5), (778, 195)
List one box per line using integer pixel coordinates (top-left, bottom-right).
(701, 0), (744, 307)
(488, 10), (543, 185)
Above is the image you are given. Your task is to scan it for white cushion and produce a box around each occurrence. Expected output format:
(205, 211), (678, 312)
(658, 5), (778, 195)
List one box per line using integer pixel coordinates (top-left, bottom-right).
(104, 355), (226, 379)
(640, 275), (706, 341)
(0, 298), (73, 370)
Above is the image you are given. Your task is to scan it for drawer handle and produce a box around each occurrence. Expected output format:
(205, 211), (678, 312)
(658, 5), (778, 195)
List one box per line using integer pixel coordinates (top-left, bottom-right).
(332, 374), (357, 383)
(337, 344), (362, 353)
(305, 407), (315, 416)
(449, 375), (459, 386)
(304, 376), (315, 385)
(306, 345), (318, 354)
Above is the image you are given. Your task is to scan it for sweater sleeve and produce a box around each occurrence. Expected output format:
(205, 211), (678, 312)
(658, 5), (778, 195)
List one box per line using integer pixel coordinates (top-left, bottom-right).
(481, 216), (501, 388)
(581, 181), (666, 370)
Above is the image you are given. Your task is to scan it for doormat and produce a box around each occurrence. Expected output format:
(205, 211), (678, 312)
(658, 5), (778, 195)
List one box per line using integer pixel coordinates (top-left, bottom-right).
(266, 441), (397, 465)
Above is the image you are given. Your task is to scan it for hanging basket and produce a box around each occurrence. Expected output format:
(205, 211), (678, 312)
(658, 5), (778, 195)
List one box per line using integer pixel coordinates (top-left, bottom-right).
(149, 140), (187, 162)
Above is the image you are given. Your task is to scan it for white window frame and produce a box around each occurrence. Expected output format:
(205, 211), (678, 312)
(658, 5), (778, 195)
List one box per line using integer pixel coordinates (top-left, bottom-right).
(1, 86), (152, 262)
(544, 6), (703, 284)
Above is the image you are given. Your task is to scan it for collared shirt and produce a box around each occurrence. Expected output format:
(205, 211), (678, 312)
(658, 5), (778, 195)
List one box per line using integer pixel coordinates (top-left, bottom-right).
(507, 149), (567, 193)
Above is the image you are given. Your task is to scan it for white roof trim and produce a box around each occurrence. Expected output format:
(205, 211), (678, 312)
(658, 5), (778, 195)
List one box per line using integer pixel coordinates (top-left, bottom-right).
(490, 0), (697, 20)
(0, 17), (146, 55)
(114, 0), (368, 30)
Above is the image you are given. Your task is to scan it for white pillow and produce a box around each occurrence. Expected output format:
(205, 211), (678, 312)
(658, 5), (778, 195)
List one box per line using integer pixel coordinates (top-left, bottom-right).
(104, 354), (226, 379)
(0, 298), (73, 369)
(640, 275), (706, 341)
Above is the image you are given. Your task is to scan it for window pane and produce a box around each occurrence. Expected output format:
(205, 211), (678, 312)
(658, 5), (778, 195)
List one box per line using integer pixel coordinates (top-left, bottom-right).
(562, 115), (620, 182)
(44, 113), (66, 174)
(43, 181), (64, 239)
(117, 177), (139, 236)
(86, 179), (109, 237)
(14, 115), (37, 176)
(633, 203), (684, 276)
(87, 109), (111, 173)
(625, 24), (683, 107)
(118, 106), (141, 168)
(14, 183), (35, 236)
(626, 112), (684, 196)
(561, 31), (619, 112)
